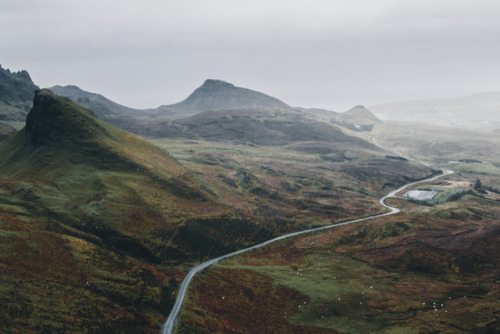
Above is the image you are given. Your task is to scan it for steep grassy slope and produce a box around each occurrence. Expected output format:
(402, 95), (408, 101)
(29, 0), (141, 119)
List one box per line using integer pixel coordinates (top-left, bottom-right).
(1, 90), (290, 263)
(0, 91), (203, 332)
(0, 210), (184, 333)
(0, 90), (296, 332)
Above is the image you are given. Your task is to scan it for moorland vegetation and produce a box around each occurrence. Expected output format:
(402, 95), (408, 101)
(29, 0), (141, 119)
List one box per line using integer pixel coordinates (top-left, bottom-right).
(0, 69), (498, 333)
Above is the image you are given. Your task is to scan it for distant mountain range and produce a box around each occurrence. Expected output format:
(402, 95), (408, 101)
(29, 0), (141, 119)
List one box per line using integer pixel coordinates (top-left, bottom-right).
(49, 79), (291, 118)
(49, 85), (147, 118)
(370, 92), (500, 128)
(3, 64), (500, 136)
(46, 79), (381, 144)
(0, 66), (381, 144)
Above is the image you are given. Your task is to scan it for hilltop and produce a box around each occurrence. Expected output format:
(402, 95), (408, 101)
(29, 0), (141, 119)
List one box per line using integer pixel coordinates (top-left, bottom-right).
(332, 105), (381, 131)
(158, 79), (290, 114)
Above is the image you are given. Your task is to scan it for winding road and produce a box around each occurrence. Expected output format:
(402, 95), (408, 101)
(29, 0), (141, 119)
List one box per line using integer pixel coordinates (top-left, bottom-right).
(161, 169), (453, 334)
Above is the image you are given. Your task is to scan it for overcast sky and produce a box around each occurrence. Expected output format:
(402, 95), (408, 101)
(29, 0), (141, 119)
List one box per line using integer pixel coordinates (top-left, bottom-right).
(2, 0), (500, 111)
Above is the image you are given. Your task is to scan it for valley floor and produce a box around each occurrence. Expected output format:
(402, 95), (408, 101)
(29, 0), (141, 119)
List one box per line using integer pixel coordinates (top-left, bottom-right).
(177, 180), (499, 333)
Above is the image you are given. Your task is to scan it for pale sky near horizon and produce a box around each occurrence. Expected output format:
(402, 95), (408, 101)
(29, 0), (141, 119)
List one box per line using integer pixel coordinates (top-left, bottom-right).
(2, 0), (500, 111)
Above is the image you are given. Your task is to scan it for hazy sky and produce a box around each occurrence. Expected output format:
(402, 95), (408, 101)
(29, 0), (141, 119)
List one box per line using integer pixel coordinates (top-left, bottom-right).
(2, 0), (500, 111)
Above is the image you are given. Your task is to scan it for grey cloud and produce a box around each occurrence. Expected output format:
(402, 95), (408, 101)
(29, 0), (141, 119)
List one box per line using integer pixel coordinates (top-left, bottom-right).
(1, 0), (500, 110)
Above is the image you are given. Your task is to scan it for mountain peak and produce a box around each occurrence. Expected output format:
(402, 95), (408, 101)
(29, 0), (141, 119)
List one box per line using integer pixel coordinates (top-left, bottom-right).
(25, 89), (106, 147)
(343, 105), (380, 120)
(163, 79), (289, 113)
(332, 105), (380, 131)
(201, 79), (235, 88)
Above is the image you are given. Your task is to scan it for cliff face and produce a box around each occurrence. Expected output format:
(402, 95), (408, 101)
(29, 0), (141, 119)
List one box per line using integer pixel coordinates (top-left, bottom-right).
(25, 89), (105, 147)
(0, 65), (38, 123)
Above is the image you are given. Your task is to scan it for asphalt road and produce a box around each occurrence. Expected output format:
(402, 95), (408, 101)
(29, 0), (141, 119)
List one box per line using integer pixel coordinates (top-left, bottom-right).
(161, 169), (453, 334)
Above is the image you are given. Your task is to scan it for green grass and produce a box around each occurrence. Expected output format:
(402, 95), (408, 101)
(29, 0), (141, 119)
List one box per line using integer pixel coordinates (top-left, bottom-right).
(453, 161), (500, 176)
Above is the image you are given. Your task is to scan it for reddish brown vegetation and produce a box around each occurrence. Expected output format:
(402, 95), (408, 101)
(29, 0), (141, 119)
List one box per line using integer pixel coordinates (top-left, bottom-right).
(0, 212), (184, 333)
(180, 267), (339, 334)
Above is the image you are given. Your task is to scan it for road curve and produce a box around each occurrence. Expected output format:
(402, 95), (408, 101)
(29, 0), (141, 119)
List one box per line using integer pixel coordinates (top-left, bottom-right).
(161, 169), (453, 334)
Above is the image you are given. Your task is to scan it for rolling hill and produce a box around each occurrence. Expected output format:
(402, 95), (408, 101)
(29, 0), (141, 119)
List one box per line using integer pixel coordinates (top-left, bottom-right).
(157, 79), (290, 114)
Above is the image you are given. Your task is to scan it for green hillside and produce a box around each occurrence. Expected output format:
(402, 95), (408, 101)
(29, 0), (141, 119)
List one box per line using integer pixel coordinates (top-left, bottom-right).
(0, 89), (271, 263)
(0, 89), (301, 332)
(1, 78), (479, 334)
